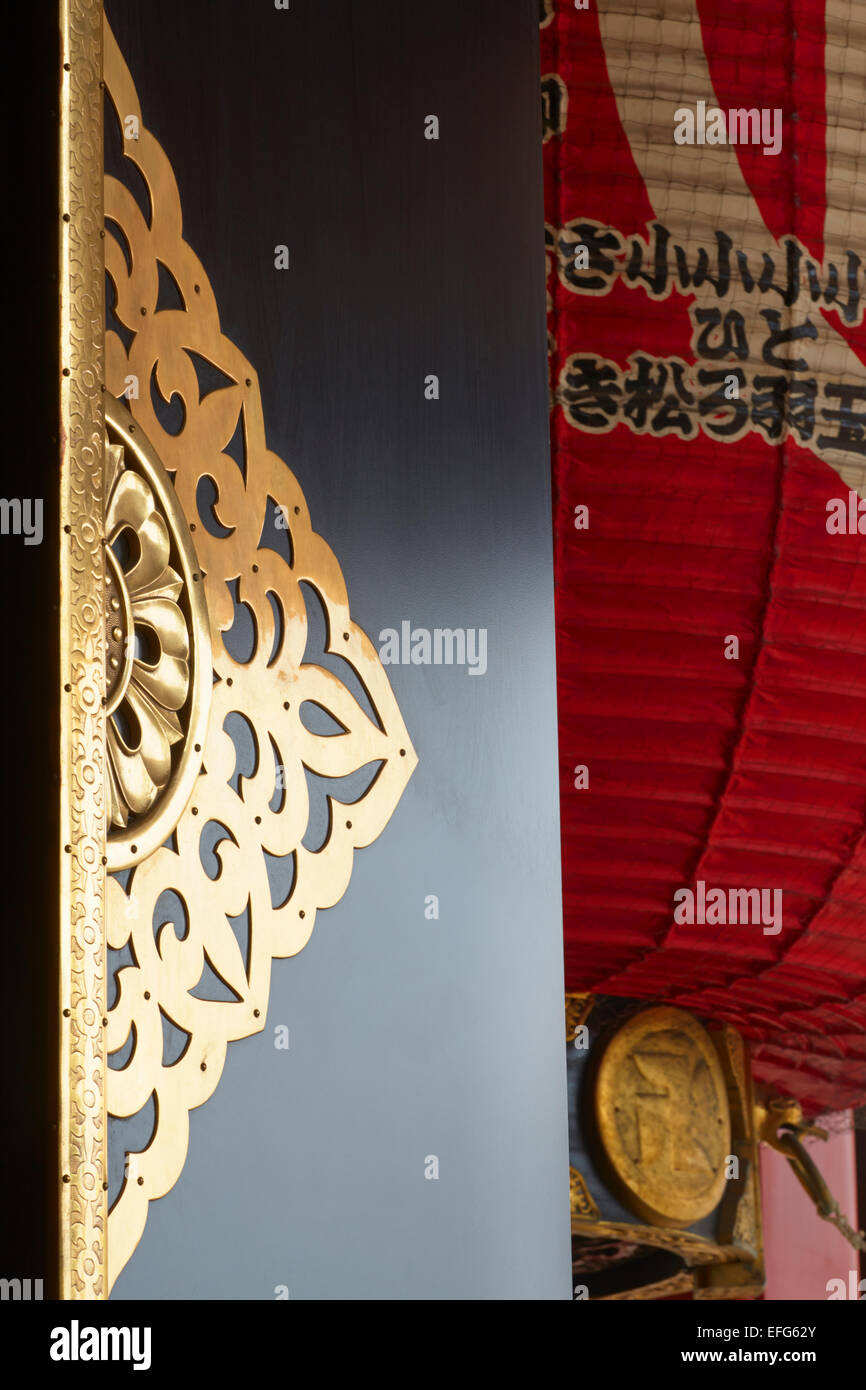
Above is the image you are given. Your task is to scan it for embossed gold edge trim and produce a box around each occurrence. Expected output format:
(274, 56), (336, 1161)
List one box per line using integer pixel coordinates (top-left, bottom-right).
(59, 0), (107, 1300)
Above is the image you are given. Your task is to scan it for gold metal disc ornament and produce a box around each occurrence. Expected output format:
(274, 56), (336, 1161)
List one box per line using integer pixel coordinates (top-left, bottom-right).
(593, 1007), (731, 1228)
(104, 395), (211, 870)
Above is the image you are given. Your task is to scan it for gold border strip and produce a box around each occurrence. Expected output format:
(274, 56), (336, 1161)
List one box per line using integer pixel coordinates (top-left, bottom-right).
(59, 0), (107, 1300)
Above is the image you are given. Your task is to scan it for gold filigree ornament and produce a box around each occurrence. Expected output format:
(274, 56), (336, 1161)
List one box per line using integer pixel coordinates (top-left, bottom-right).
(100, 15), (417, 1292)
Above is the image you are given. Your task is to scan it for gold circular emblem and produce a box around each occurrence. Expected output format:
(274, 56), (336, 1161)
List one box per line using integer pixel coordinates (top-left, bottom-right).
(593, 1007), (731, 1227)
(104, 396), (211, 870)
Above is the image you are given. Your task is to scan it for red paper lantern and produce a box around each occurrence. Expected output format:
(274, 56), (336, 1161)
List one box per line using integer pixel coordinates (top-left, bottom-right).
(543, 0), (866, 1112)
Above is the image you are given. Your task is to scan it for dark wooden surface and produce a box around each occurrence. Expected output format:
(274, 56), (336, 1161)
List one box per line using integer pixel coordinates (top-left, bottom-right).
(0, 1), (61, 1297)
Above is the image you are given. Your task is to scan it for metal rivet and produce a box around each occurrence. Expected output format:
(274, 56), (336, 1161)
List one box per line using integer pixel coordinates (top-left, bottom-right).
(63, 1008), (71, 1018)
(299, 910), (305, 919)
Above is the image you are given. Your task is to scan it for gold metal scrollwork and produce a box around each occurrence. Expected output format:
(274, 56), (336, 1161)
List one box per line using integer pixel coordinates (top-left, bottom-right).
(100, 15), (417, 1292)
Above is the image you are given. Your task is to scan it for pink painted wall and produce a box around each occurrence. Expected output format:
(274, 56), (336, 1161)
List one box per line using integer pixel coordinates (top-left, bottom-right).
(760, 1116), (861, 1301)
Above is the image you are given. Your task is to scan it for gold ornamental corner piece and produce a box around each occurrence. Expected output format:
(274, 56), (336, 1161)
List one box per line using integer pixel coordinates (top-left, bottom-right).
(593, 1006), (732, 1228)
(60, 4), (417, 1297)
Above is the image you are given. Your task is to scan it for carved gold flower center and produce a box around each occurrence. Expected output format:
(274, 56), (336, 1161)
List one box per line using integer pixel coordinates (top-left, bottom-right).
(104, 544), (135, 712)
(104, 397), (211, 869)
